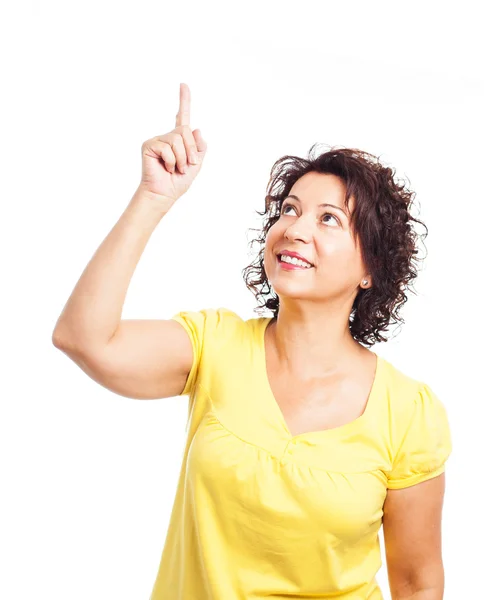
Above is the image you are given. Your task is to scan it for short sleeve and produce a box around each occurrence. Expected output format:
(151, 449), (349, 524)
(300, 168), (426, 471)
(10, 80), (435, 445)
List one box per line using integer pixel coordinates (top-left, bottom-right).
(386, 383), (453, 489)
(170, 307), (233, 396)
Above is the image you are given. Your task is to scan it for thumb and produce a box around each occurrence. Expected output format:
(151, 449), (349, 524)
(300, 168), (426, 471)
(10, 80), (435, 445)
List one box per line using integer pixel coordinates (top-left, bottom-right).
(192, 129), (207, 156)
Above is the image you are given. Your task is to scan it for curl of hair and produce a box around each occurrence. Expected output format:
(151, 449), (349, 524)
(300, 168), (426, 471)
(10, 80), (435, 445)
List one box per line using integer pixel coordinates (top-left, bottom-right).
(241, 143), (429, 347)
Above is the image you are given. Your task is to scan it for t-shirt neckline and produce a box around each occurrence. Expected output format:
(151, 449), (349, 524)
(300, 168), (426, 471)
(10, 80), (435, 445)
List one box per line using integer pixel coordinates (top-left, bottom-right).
(257, 316), (385, 441)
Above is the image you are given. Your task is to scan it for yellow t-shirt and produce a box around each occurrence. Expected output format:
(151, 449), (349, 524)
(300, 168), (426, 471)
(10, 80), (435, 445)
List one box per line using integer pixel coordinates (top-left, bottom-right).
(149, 307), (452, 600)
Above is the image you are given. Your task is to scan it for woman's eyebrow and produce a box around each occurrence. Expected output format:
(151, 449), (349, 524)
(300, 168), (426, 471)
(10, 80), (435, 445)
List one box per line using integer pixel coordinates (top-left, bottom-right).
(285, 194), (348, 217)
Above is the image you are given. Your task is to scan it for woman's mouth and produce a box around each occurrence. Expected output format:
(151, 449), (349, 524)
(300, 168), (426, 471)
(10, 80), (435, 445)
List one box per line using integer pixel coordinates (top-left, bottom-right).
(277, 254), (314, 270)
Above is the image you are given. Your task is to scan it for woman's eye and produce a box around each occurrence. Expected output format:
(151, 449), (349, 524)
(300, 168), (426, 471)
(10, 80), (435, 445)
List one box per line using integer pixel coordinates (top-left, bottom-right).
(322, 213), (340, 226)
(280, 204), (340, 226)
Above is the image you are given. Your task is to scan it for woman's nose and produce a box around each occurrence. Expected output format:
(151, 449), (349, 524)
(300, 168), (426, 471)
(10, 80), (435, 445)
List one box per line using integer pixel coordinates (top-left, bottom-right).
(284, 222), (312, 242)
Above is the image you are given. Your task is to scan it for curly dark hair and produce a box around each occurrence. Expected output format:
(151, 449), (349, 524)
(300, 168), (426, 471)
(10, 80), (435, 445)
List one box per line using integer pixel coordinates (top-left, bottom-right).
(241, 143), (429, 347)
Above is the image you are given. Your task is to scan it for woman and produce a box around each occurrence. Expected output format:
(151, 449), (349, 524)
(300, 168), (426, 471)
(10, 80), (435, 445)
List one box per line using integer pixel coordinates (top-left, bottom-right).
(52, 83), (452, 600)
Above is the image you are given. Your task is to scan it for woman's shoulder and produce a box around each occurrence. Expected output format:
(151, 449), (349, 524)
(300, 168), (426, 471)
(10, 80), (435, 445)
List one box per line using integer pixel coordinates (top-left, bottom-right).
(210, 307), (272, 331)
(379, 355), (435, 411)
(381, 356), (421, 388)
(171, 306), (269, 342)
(380, 356), (450, 432)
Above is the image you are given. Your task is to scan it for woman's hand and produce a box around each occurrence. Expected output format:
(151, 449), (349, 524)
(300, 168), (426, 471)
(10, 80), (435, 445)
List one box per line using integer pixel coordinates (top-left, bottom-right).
(136, 82), (207, 210)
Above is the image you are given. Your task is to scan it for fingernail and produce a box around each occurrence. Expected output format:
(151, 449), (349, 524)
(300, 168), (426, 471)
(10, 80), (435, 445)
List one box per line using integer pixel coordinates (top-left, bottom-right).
(190, 153), (198, 165)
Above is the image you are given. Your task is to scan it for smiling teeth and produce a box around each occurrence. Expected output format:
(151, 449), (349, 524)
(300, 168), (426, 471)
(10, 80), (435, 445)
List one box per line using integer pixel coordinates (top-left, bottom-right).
(280, 255), (312, 268)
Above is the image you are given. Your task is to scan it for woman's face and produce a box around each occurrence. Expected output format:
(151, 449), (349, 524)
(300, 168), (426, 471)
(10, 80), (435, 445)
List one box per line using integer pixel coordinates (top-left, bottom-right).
(263, 171), (371, 305)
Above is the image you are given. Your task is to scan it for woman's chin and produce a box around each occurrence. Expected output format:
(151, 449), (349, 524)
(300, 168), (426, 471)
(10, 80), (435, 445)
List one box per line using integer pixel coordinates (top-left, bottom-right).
(269, 280), (313, 298)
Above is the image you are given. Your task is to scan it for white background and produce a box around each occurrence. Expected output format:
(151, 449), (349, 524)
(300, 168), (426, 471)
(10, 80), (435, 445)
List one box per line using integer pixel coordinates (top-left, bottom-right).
(2, 1), (499, 598)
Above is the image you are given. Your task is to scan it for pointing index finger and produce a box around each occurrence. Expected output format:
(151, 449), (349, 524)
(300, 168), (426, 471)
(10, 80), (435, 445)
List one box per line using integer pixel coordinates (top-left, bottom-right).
(175, 82), (191, 128)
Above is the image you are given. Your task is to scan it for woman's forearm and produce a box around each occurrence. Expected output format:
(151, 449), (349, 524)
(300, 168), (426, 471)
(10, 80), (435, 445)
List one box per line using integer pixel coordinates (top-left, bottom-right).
(52, 188), (169, 352)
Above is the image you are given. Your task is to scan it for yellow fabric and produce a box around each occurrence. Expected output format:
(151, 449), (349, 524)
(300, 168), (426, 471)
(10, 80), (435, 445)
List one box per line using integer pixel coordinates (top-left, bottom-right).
(150, 307), (453, 600)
